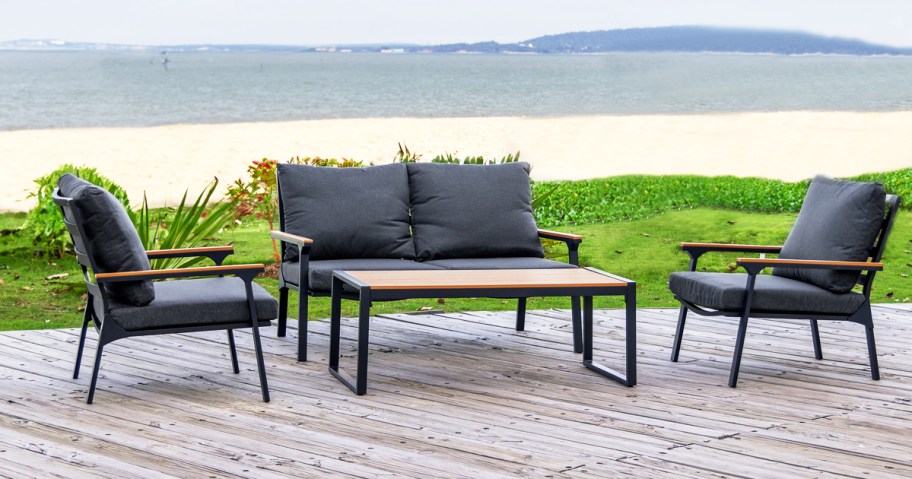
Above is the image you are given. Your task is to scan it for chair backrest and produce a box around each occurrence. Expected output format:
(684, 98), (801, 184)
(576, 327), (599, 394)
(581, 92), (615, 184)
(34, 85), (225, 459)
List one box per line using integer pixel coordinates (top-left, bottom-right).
(773, 176), (889, 294)
(53, 190), (102, 294)
(860, 194), (902, 296)
(53, 174), (155, 306)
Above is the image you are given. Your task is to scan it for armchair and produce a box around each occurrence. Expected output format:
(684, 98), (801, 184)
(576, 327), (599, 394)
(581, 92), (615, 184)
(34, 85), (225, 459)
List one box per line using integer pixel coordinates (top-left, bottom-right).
(55, 174), (277, 403)
(668, 176), (900, 386)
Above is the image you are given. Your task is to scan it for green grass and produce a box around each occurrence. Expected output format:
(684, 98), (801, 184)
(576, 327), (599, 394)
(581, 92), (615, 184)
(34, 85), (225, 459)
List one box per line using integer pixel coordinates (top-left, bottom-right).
(3, 208), (909, 332)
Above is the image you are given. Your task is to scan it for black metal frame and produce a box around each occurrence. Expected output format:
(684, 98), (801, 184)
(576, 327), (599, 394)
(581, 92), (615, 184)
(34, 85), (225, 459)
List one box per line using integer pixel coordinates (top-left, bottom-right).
(54, 190), (271, 404)
(328, 267), (636, 395)
(671, 194), (901, 387)
(272, 173), (585, 362)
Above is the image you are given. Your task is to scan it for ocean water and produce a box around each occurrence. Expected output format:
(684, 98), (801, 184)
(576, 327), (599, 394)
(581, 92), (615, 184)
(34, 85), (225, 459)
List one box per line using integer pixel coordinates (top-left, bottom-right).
(1, 51), (911, 130)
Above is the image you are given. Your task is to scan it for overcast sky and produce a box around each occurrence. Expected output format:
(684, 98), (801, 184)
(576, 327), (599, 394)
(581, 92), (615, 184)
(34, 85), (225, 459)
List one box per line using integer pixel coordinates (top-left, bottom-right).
(2, 0), (911, 48)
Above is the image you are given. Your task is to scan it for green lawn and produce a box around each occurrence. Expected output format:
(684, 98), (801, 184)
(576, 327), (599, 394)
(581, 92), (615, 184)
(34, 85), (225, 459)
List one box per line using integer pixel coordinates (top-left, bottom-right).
(2, 208), (909, 331)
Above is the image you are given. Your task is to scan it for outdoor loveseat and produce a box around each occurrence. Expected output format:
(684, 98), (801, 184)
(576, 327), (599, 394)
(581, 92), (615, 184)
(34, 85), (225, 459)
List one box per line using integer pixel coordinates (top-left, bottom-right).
(270, 162), (584, 361)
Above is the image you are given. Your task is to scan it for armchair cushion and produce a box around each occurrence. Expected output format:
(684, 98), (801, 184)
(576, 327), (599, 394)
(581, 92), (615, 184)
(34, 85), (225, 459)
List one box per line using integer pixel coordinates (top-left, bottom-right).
(57, 174), (154, 306)
(282, 258), (445, 293)
(107, 277), (278, 331)
(407, 162), (544, 261)
(277, 163), (415, 262)
(670, 271), (867, 315)
(773, 176), (886, 293)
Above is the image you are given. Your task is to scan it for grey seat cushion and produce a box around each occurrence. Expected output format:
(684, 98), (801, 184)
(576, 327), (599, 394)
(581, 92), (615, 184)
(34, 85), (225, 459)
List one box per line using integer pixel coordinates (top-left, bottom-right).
(57, 174), (155, 306)
(773, 176), (886, 294)
(407, 162), (544, 261)
(107, 277), (278, 331)
(277, 163), (415, 262)
(425, 257), (577, 270)
(282, 258), (446, 293)
(669, 271), (867, 315)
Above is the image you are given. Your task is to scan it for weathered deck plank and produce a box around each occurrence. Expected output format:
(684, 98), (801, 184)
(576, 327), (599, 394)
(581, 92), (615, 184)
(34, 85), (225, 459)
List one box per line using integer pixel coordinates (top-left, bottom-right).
(1, 305), (911, 477)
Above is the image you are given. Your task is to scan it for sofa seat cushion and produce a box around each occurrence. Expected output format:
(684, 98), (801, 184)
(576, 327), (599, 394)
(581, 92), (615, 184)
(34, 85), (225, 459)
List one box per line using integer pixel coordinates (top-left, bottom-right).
(773, 176), (886, 293)
(669, 272), (866, 315)
(407, 162), (544, 261)
(282, 259), (446, 293)
(424, 257), (577, 270)
(57, 174), (155, 306)
(107, 277), (278, 332)
(277, 163), (415, 262)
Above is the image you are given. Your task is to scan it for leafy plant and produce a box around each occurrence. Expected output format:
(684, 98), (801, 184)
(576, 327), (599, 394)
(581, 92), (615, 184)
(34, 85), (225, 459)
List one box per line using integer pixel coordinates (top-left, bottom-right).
(22, 165), (135, 258)
(393, 142), (422, 163)
(139, 177), (238, 269)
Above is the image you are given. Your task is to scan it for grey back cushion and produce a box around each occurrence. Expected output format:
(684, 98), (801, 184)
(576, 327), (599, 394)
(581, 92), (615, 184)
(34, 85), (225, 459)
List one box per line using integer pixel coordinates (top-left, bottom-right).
(773, 176), (886, 294)
(277, 163), (415, 261)
(57, 174), (155, 306)
(407, 162), (544, 261)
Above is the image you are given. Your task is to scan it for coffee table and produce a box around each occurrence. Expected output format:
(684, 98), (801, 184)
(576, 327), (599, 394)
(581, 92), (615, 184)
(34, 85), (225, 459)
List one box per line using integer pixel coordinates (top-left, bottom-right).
(329, 267), (636, 395)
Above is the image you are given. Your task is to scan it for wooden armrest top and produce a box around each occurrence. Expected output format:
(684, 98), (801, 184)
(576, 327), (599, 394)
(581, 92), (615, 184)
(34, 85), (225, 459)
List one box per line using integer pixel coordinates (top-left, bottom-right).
(538, 229), (583, 241)
(95, 264), (265, 281)
(270, 230), (313, 245)
(146, 246), (234, 257)
(737, 257), (883, 270)
(681, 242), (782, 252)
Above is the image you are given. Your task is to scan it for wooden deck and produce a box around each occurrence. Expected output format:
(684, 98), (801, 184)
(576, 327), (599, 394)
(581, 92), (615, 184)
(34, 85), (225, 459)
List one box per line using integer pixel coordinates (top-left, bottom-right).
(2, 305), (911, 478)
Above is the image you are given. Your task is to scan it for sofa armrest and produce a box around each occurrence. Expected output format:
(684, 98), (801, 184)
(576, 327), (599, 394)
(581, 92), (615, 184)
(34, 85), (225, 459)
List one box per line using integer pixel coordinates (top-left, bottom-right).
(270, 230), (313, 264)
(270, 231), (313, 246)
(538, 229), (582, 266)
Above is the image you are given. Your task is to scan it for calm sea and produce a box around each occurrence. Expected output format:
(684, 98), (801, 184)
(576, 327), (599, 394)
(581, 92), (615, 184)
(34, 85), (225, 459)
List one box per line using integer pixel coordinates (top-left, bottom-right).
(1, 51), (911, 130)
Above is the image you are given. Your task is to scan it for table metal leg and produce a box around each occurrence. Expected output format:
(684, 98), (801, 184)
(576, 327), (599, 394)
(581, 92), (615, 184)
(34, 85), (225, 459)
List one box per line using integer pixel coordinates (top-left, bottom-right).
(583, 284), (637, 386)
(328, 277), (343, 374)
(328, 282), (372, 395)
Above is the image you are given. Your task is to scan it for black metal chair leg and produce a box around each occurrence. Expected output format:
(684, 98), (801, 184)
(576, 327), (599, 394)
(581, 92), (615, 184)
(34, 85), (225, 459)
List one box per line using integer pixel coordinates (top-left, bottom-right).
(227, 329), (240, 374)
(86, 341), (105, 404)
(809, 319), (823, 360)
(865, 324), (880, 380)
(571, 296), (582, 353)
(250, 324), (270, 402)
(244, 280), (270, 403)
(277, 287), (289, 337)
(516, 298), (527, 331)
(728, 314), (750, 388)
(298, 292), (309, 362)
(670, 304), (688, 362)
(73, 307), (91, 379)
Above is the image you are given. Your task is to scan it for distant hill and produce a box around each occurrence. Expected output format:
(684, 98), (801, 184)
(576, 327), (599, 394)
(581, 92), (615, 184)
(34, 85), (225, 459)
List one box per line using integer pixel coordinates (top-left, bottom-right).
(428, 26), (912, 55)
(2, 27), (910, 55)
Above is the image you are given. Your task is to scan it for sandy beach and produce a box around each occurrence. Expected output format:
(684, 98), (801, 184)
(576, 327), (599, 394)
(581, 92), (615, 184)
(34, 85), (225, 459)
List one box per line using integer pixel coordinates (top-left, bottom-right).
(1, 111), (910, 212)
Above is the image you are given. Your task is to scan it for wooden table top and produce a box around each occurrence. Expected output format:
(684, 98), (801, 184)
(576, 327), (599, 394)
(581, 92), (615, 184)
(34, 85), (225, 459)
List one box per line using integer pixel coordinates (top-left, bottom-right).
(338, 268), (631, 290)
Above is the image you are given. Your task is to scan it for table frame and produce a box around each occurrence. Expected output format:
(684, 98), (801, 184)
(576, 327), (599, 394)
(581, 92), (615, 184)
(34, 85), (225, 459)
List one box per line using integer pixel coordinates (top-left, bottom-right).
(328, 267), (636, 395)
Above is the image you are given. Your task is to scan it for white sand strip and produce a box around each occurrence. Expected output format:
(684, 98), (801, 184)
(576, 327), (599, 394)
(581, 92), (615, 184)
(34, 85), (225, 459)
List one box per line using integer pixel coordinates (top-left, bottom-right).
(1, 111), (910, 212)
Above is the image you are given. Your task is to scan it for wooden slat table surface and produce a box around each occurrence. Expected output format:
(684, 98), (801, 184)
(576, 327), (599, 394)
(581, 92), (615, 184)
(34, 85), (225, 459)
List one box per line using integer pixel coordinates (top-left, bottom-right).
(343, 268), (629, 290)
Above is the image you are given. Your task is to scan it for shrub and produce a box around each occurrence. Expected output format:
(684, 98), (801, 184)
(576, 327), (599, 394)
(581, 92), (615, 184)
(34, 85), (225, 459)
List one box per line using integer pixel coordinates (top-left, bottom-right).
(532, 168), (911, 226)
(229, 156), (364, 261)
(24, 165), (237, 267)
(139, 177), (239, 269)
(393, 142), (521, 165)
(22, 165), (135, 258)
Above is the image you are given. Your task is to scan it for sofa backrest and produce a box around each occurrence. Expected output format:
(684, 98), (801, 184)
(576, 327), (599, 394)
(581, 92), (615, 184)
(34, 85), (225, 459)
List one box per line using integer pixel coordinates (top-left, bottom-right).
(277, 163), (416, 261)
(406, 162), (544, 261)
